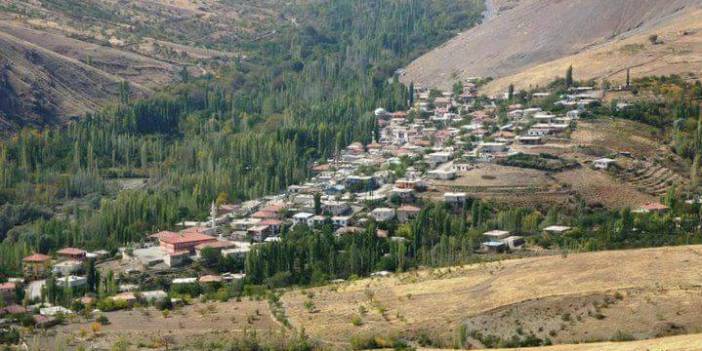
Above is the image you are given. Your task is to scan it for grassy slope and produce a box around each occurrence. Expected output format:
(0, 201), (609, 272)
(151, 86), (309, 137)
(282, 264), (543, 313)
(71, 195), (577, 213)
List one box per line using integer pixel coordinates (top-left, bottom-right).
(282, 245), (702, 347)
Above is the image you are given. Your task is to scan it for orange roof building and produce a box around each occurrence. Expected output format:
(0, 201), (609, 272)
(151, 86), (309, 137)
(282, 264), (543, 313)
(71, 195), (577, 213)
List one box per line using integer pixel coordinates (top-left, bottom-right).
(57, 247), (87, 261)
(23, 253), (51, 279)
(198, 275), (224, 284)
(158, 231), (216, 255)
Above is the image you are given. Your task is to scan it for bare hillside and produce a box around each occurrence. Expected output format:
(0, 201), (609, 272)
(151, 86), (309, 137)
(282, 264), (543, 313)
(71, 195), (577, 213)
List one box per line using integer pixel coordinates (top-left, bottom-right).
(283, 245), (702, 348)
(0, 0), (286, 131)
(401, 0), (702, 91)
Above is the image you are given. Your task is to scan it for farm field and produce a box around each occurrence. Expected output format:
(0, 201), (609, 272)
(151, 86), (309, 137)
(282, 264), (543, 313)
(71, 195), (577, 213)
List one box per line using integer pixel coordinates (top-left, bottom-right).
(281, 245), (702, 348)
(426, 118), (687, 209)
(554, 167), (655, 209)
(570, 119), (665, 159)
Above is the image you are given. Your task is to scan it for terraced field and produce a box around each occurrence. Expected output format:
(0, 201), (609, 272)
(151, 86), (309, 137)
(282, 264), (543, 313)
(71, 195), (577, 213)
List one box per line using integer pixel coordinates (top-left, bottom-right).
(622, 161), (688, 197)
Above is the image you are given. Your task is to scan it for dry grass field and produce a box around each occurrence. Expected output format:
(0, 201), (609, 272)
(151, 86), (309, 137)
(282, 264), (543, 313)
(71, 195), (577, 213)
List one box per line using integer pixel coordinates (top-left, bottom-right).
(281, 245), (702, 348)
(32, 298), (283, 350)
(424, 333), (702, 351)
(33, 246), (702, 350)
(571, 120), (665, 159)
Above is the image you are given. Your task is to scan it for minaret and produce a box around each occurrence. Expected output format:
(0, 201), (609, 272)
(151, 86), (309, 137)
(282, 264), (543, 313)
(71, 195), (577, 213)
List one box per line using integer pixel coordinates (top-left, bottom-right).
(210, 201), (217, 229)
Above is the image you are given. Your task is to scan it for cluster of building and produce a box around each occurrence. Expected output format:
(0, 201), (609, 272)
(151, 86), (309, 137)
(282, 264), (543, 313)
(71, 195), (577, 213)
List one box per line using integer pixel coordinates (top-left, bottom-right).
(125, 81), (611, 270)
(2, 81), (622, 330)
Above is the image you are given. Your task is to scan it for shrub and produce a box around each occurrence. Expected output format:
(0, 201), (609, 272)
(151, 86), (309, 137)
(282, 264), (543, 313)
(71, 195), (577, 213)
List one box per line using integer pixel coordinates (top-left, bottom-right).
(610, 330), (635, 341)
(351, 315), (363, 326)
(0, 328), (20, 344)
(96, 314), (110, 325)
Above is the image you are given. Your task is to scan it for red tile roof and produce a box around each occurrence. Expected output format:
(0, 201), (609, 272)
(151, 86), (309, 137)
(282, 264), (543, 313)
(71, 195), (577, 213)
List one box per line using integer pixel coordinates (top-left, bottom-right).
(0, 282), (16, 291)
(158, 231), (215, 245)
(312, 164), (331, 172)
(23, 253), (51, 263)
(260, 219), (283, 226)
(1, 305), (26, 315)
(57, 247), (86, 256)
(199, 275), (223, 283)
(641, 202), (669, 211)
(252, 210), (278, 219)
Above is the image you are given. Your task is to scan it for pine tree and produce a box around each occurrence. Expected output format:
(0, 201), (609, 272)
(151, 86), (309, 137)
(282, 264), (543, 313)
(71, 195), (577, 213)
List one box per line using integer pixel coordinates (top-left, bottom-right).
(565, 65), (574, 88)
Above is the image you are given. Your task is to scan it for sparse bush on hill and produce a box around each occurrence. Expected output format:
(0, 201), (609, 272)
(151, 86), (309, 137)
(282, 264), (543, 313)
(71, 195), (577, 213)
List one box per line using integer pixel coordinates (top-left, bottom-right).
(498, 153), (579, 172)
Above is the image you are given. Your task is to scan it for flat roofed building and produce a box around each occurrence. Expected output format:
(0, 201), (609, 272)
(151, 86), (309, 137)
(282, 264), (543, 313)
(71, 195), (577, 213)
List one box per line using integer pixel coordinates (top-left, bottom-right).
(543, 225), (572, 235)
(483, 230), (511, 241)
(57, 248), (86, 261)
(594, 158), (616, 170)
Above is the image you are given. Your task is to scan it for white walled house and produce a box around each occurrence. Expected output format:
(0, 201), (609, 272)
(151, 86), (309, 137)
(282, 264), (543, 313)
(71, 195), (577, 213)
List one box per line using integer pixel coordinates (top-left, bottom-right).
(371, 208), (396, 222)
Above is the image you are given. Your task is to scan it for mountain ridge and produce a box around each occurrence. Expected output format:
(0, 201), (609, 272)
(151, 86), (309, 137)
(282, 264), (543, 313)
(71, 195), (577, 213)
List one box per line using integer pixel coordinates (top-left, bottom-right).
(401, 0), (702, 92)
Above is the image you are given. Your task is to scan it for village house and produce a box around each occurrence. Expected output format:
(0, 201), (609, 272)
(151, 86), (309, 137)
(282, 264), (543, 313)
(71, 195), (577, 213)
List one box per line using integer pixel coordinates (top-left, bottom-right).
(478, 142), (507, 154)
(390, 187), (415, 202)
(543, 225), (572, 235)
(292, 212), (315, 227)
(428, 169), (457, 180)
(164, 251), (189, 267)
(111, 292), (137, 306)
(260, 219), (283, 234)
(636, 202), (669, 215)
(397, 205), (421, 222)
(345, 175), (378, 192)
(516, 136), (543, 145)
(57, 275), (87, 288)
(371, 208), (396, 222)
(23, 253), (51, 279)
(322, 201), (351, 216)
(231, 218), (262, 231)
(454, 162), (472, 173)
(52, 260), (82, 276)
(251, 209), (280, 220)
(248, 225), (271, 242)
(332, 215), (352, 228)
(57, 247), (87, 261)
(444, 192), (467, 206)
(593, 158), (616, 170)
(154, 230), (217, 255)
(533, 112), (556, 123)
(502, 236), (525, 250)
(483, 230), (512, 241)
(527, 128), (551, 137)
(199, 275), (224, 285)
(481, 241), (506, 253)
(310, 215), (327, 227)
(425, 151), (452, 166)
(0, 282), (16, 304)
